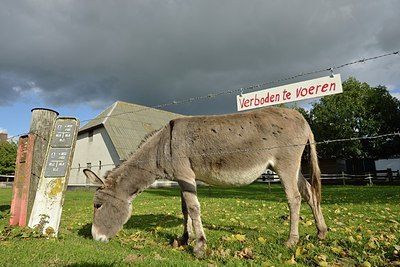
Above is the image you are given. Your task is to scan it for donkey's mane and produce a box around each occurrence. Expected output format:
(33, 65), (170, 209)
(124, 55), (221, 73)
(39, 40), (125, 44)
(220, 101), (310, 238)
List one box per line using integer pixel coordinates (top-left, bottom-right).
(102, 127), (163, 186)
(110, 127), (163, 176)
(137, 127), (163, 149)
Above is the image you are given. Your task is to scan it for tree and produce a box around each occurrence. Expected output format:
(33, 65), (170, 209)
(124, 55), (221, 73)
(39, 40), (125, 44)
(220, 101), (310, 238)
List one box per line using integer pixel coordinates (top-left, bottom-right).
(307, 77), (400, 159)
(0, 141), (17, 174)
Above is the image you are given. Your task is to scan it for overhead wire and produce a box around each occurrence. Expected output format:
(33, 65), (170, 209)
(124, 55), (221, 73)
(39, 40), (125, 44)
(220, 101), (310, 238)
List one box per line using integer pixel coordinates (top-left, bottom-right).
(5, 50), (400, 146)
(76, 50), (400, 124)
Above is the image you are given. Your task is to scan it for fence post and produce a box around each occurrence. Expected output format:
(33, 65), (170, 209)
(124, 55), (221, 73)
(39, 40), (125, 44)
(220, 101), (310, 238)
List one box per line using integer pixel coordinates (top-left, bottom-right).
(368, 172), (373, 186)
(27, 108), (59, 221)
(387, 168), (393, 183)
(342, 171), (346, 185)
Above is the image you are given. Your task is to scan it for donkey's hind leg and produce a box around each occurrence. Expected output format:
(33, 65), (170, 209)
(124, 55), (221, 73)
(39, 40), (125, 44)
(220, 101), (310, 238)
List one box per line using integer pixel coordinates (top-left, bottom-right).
(298, 173), (327, 240)
(179, 191), (194, 245)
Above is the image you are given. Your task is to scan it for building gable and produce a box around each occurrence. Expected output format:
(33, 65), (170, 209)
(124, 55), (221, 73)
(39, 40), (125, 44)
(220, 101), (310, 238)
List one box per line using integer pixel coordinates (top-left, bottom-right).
(93, 101), (183, 160)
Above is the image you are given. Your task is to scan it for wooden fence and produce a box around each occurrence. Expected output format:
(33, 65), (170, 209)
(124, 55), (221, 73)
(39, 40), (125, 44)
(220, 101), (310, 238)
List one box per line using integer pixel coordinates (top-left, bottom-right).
(0, 175), (14, 188)
(258, 169), (400, 185)
(0, 174), (14, 182)
(1, 169), (400, 188)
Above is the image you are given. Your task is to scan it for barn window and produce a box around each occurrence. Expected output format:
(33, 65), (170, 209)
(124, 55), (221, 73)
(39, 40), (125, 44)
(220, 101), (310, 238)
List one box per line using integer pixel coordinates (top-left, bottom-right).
(88, 130), (93, 142)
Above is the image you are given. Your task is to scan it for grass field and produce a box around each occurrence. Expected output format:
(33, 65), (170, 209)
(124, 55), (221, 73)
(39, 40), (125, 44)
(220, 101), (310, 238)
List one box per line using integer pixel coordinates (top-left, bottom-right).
(0, 183), (399, 266)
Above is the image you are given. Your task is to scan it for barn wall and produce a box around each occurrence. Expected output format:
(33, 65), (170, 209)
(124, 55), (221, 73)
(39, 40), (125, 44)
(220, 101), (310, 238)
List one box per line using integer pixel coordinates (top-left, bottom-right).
(69, 127), (120, 185)
(375, 158), (400, 171)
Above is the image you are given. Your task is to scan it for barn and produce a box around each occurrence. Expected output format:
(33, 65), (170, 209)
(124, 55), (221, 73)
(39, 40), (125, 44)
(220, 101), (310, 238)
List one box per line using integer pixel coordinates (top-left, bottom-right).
(69, 101), (183, 186)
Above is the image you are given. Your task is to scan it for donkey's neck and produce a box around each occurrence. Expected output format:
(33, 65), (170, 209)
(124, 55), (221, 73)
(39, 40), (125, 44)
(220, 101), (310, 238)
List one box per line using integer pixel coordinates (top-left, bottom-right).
(107, 129), (164, 198)
(111, 160), (157, 198)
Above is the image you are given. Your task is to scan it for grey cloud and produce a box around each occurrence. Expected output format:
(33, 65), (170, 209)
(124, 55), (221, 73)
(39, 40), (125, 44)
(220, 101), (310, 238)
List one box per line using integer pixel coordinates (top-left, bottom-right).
(0, 0), (399, 115)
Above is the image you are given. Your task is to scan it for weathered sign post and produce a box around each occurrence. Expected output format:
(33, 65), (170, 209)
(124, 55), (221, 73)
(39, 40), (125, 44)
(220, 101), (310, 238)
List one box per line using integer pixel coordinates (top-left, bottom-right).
(28, 117), (79, 236)
(27, 108), (60, 221)
(237, 74), (343, 111)
(10, 108), (59, 226)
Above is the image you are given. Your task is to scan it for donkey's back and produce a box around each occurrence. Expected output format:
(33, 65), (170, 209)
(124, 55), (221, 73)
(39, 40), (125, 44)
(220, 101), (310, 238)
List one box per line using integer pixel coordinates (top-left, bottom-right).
(164, 107), (313, 186)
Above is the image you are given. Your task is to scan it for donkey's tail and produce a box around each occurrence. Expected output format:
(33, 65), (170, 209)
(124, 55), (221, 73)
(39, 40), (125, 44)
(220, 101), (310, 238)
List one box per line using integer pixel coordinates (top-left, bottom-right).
(308, 129), (322, 204)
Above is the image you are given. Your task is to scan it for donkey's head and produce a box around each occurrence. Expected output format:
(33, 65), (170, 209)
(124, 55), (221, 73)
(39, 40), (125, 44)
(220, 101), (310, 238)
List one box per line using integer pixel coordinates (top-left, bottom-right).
(83, 169), (133, 242)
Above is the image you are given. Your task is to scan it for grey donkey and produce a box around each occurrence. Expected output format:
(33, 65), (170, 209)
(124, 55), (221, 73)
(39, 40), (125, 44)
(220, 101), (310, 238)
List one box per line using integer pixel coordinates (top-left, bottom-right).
(83, 106), (327, 257)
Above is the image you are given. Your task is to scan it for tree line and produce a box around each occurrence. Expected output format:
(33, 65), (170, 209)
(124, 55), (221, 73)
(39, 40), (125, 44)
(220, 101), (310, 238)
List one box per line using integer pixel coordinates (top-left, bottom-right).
(298, 77), (400, 159)
(0, 141), (17, 175)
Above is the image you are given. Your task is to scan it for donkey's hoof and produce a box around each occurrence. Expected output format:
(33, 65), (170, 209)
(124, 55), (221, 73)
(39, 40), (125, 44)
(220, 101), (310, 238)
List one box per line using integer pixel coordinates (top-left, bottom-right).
(172, 239), (180, 248)
(284, 239), (299, 247)
(318, 230), (327, 241)
(194, 249), (205, 258)
(193, 244), (206, 258)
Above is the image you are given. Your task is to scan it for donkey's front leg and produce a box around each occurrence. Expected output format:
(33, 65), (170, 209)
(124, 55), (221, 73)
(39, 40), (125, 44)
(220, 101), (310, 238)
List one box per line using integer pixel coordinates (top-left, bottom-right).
(181, 190), (207, 258)
(286, 193), (301, 246)
(280, 170), (302, 247)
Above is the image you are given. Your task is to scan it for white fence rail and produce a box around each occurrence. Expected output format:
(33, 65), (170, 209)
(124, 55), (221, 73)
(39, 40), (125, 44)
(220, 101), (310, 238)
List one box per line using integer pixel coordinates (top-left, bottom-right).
(258, 169), (400, 185)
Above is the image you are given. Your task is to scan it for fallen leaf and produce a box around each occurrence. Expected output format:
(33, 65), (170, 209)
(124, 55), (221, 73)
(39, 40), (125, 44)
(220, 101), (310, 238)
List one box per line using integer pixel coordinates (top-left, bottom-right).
(234, 234), (246, 242)
(285, 255), (296, 265)
(258, 237), (267, 244)
(295, 246), (306, 258)
(124, 254), (143, 263)
(359, 261), (371, 267)
(348, 236), (356, 243)
(331, 246), (347, 257)
(314, 254), (328, 267)
(213, 247), (231, 258)
(261, 259), (274, 267)
(153, 252), (164, 261)
(235, 247), (253, 259)
(305, 220), (313, 226)
(305, 242), (315, 250)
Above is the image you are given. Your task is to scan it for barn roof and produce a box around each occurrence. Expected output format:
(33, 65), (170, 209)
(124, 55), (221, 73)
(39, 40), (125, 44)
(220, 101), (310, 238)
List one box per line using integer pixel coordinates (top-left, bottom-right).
(79, 101), (183, 160)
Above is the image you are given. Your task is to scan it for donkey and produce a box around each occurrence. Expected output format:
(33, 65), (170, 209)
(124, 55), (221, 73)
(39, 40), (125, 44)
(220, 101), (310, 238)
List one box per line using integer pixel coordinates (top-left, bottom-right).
(83, 107), (327, 257)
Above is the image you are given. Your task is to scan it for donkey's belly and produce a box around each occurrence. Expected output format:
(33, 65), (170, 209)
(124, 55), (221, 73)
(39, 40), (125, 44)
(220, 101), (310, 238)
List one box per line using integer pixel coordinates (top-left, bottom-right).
(195, 165), (265, 186)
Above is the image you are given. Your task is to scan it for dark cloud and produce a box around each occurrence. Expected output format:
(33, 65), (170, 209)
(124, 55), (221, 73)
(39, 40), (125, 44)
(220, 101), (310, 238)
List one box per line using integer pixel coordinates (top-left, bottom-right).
(0, 0), (399, 115)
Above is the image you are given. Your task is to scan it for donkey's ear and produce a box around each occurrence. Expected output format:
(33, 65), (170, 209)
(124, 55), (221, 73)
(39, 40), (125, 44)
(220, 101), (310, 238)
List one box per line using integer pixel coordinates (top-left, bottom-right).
(83, 169), (105, 185)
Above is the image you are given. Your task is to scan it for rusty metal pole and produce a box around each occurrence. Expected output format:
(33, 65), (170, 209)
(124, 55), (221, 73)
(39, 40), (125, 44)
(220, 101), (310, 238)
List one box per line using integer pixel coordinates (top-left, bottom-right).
(27, 108), (58, 221)
(9, 134), (35, 226)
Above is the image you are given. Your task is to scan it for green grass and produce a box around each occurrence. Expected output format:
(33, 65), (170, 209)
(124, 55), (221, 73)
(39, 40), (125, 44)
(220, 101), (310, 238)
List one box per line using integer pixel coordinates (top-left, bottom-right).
(1, 184), (399, 266)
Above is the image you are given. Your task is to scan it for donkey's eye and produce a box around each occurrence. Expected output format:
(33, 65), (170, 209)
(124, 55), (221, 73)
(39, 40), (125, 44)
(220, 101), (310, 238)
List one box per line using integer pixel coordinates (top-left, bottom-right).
(94, 203), (102, 209)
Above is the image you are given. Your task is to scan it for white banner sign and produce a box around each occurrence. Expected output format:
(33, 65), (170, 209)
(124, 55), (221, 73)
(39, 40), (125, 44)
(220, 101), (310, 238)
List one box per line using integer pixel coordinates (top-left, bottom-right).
(237, 74), (342, 111)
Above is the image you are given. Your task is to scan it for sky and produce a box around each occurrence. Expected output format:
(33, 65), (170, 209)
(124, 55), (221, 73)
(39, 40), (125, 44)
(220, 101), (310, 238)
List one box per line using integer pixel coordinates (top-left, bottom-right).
(1, 0), (399, 139)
